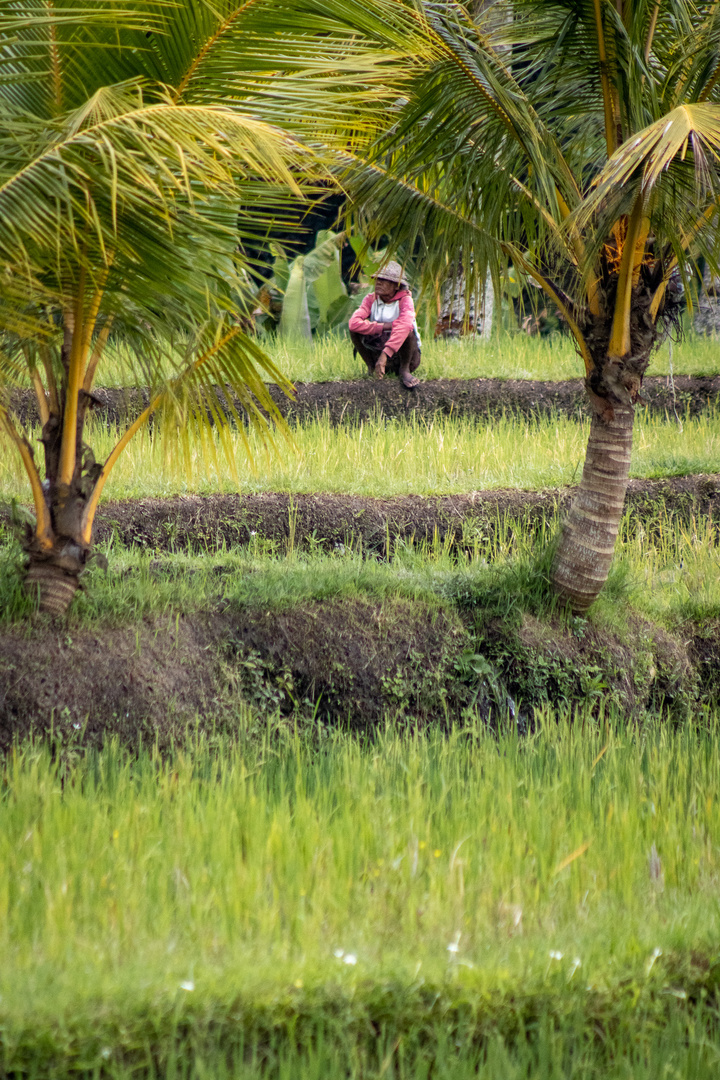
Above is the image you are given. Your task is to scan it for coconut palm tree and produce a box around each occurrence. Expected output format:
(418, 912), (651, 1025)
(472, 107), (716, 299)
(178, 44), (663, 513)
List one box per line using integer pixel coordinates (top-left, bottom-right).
(283, 0), (720, 611)
(0, 0), (342, 614)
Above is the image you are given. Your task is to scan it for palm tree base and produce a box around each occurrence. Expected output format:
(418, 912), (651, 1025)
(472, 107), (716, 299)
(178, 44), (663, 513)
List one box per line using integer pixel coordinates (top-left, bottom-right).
(25, 560), (79, 616)
(551, 403), (634, 614)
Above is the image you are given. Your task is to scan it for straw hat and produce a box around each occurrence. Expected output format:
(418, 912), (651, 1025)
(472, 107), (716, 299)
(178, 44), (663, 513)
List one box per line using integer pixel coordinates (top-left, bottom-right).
(373, 260), (410, 287)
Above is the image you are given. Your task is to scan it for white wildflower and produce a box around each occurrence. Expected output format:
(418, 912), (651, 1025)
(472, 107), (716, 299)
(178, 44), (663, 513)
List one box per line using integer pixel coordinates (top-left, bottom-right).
(447, 932), (461, 955)
(646, 947), (662, 974)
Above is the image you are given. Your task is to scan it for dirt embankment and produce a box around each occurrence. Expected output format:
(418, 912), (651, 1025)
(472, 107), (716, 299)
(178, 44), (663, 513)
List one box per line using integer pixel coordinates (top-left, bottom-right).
(10, 373), (720, 429)
(0, 598), (473, 747)
(2, 597), (718, 748)
(82, 473), (720, 555)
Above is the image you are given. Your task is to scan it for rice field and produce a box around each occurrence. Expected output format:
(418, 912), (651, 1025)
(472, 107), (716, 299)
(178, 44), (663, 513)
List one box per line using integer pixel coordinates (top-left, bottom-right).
(4, 331), (720, 1078)
(2, 408), (718, 505)
(3, 718), (720, 1078)
(98, 330), (720, 387)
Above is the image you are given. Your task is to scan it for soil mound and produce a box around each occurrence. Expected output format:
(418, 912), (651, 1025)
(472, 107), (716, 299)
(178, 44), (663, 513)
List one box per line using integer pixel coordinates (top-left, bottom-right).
(270, 373), (720, 425)
(0, 617), (219, 749)
(83, 473), (720, 555)
(0, 598), (474, 747)
(10, 373), (720, 429)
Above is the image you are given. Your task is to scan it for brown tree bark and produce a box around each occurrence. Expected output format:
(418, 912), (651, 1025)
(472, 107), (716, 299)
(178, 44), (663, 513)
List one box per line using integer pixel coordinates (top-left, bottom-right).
(22, 372), (100, 616)
(25, 554), (82, 616)
(23, 494), (88, 617)
(551, 403), (634, 613)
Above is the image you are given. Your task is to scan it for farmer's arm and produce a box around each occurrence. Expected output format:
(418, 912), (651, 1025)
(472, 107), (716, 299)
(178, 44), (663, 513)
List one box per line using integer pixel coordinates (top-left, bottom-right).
(382, 292), (416, 356)
(349, 294), (383, 335)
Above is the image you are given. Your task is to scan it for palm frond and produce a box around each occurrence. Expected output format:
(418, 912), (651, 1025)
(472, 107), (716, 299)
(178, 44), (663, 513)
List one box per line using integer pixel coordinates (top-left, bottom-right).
(580, 102), (720, 220)
(0, 82), (321, 330)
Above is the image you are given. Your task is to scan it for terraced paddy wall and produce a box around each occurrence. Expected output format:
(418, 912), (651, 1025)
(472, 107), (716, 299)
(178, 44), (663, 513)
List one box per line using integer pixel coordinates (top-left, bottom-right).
(80, 473), (719, 555)
(10, 373), (720, 429)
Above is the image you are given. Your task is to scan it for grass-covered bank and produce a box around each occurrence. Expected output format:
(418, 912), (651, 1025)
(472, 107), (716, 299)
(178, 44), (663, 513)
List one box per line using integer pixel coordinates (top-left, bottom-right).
(2, 514), (720, 741)
(3, 721), (720, 1078)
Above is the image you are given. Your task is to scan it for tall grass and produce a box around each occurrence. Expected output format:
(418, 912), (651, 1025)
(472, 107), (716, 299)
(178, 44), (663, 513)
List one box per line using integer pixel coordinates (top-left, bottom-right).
(3, 505), (719, 629)
(2, 719), (720, 1076)
(2, 408), (718, 504)
(619, 513), (720, 622)
(98, 330), (720, 387)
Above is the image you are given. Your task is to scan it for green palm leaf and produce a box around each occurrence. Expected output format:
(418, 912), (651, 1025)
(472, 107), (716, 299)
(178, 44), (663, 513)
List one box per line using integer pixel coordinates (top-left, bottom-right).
(0, 1), (337, 599)
(588, 102), (720, 204)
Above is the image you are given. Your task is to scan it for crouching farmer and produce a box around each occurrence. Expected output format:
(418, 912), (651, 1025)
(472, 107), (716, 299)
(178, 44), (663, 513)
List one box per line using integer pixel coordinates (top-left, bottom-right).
(349, 261), (421, 389)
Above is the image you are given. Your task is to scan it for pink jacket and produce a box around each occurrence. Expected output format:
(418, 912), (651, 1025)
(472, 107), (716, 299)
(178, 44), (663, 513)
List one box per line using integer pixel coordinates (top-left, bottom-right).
(348, 285), (416, 357)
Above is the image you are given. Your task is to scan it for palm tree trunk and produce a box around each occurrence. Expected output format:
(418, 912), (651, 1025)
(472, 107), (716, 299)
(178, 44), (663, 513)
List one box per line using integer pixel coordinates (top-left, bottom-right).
(25, 556), (81, 616)
(24, 485), (87, 617)
(551, 403), (634, 613)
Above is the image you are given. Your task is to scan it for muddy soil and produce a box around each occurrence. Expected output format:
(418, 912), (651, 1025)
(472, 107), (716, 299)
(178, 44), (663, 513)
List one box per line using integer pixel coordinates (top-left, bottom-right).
(78, 473), (720, 554)
(0, 615), (221, 749)
(10, 373), (720, 429)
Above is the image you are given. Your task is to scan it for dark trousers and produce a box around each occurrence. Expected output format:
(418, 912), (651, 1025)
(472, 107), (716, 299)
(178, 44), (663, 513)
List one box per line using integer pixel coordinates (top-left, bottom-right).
(350, 330), (421, 376)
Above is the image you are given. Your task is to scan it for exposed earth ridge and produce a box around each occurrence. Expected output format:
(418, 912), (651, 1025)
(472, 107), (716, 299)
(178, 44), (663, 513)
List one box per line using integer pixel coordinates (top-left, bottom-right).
(10, 373), (720, 429)
(79, 472), (720, 553)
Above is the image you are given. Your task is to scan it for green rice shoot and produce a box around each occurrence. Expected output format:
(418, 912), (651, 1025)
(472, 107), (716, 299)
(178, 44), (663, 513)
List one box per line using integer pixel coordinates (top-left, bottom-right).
(2, 718), (720, 1076)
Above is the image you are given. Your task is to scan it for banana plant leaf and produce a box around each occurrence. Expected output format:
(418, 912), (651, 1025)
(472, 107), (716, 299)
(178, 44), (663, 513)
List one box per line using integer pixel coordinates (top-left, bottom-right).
(269, 246), (291, 294)
(312, 240), (347, 324)
(279, 257), (312, 338)
(349, 233), (386, 278)
(261, 229), (381, 337)
(317, 291), (356, 334)
(303, 229), (345, 283)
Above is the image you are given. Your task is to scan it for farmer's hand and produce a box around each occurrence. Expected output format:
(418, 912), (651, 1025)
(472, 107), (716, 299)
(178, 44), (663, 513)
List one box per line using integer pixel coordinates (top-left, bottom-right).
(374, 350), (389, 379)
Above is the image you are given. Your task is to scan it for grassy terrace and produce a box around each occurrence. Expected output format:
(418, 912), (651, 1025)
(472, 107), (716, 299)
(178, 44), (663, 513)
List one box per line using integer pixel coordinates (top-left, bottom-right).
(2, 409), (719, 504)
(3, 719), (720, 1077)
(2, 506), (718, 627)
(99, 330), (720, 386)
